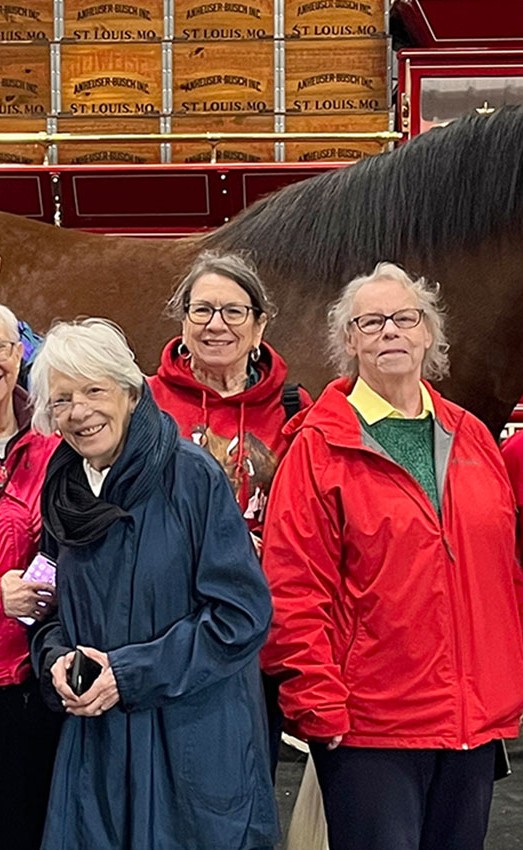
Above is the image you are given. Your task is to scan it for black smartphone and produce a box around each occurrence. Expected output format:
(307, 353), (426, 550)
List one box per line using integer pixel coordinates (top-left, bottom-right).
(67, 649), (102, 696)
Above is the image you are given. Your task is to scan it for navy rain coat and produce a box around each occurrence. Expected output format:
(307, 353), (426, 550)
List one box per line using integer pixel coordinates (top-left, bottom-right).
(32, 386), (279, 850)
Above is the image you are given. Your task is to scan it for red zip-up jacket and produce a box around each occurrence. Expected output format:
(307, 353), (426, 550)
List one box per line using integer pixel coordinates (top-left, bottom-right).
(149, 338), (311, 531)
(501, 429), (523, 558)
(261, 378), (523, 749)
(0, 387), (59, 685)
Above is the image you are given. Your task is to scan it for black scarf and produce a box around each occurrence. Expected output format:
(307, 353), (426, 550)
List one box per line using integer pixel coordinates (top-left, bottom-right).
(42, 384), (179, 547)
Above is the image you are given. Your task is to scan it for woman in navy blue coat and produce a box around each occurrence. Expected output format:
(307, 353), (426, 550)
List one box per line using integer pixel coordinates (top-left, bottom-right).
(30, 318), (279, 850)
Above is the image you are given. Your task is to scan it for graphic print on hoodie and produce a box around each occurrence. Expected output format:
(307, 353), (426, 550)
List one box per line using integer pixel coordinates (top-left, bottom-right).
(148, 338), (312, 531)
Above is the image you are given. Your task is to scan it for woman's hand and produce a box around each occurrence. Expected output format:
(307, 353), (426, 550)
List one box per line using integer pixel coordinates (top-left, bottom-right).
(326, 735), (343, 751)
(1, 569), (56, 620)
(50, 650), (77, 703)
(56, 646), (120, 718)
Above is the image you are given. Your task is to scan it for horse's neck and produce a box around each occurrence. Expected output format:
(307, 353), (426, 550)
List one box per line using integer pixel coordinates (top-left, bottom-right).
(424, 237), (523, 437)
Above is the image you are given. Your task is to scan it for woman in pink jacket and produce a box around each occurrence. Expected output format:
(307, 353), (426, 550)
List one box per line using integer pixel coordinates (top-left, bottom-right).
(0, 306), (61, 850)
(261, 262), (523, 850)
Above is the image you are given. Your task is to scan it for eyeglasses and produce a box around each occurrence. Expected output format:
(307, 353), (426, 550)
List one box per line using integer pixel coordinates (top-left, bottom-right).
(0, 340), (17, 362)
(186, 302), (258, 326)
(350, 309), (424, 334)
(47, 384), (114, 418)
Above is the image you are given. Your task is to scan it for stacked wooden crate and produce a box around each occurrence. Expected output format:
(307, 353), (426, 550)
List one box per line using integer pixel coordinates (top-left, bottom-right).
(0, 0), (390, 163)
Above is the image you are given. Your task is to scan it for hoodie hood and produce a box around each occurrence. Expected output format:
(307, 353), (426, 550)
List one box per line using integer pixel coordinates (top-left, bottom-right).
(149, 337), (307, 526)
(150, 336), (288, 407)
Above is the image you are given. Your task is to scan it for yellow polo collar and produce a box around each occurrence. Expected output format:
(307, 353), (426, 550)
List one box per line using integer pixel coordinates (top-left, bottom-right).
(348, 377), (434, 425)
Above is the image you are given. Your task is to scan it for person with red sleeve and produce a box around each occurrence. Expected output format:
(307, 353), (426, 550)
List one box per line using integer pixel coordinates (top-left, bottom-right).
(261, 262), (523, 850)
(0, 305), (61, 850)
(501, 430), (523, 556)
(149, 250), (311, 779)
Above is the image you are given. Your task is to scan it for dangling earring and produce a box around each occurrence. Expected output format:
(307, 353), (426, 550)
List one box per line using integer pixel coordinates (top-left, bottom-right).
(250, 346), (261, 363)
(178, 341), (192, 361)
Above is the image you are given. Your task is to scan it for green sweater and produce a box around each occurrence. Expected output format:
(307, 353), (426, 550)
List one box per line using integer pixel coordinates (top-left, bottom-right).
(361, 416), (440, 514)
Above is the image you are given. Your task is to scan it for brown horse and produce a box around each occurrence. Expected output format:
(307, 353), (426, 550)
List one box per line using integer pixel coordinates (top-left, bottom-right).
(1, 105), (523, 436)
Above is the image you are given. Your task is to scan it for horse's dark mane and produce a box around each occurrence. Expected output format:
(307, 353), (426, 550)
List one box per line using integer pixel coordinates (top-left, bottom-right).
(203, 106), (523, 284)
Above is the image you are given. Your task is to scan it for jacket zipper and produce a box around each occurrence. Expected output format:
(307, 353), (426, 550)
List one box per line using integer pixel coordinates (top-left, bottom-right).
(355, 442), (470, 748)
(442, 534), (470, 748)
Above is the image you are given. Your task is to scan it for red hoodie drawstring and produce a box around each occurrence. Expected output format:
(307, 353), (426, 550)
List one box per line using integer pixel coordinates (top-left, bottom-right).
(199, 387), (248, 507)
(201, 389), (209, 433)
(234, 401), (248, 505)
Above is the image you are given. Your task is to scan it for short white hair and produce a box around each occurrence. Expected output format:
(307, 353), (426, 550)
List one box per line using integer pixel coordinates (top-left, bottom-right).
(327, 262), (450, 381)
(31, 318), (143, 434)
(0, 305), (20, 341)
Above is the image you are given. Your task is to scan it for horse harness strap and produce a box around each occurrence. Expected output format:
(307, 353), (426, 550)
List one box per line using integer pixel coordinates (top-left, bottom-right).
(281, 384), (302, 421)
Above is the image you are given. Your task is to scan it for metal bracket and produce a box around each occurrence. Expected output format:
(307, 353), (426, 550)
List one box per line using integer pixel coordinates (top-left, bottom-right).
(50, 172), (62, 227)
(400, 92), (410, 135)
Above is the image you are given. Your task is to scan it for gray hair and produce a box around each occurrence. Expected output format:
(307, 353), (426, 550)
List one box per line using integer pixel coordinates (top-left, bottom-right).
(167, 250), (277, 322)
(0, 305), (20, 341)
(327, 262), (450, 381)
(31, 317), (143, 434)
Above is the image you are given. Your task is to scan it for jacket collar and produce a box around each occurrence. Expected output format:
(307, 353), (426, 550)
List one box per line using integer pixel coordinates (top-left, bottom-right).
(4, 385), (33, 457)
(285, 377), (466, 450)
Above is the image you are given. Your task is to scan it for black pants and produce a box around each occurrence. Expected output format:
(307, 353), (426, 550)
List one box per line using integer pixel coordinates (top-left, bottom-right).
(0, 674), (62, 850)
(261, 672), (283, 783)
(310, 742), (496, 850)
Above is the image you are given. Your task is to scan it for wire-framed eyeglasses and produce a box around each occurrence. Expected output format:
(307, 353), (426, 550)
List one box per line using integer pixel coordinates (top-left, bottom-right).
(47, 385), (115, 418)
(350, 309), (424, 335)
(0, 340), (17, 362)
(186, 302), (258, 326)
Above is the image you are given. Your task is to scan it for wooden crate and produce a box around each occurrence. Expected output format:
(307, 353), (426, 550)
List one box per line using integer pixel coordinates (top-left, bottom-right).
(0, 117), (47, 163)
(0, 44), (50, 117)
(0, 1), (53, 41)
(286, 37), (388, 113)
(60, 43), (163, 116)
(170, 114), (274, 162)
(284, 111), (390, 161)
(174, 0), (274, 40)
(56, 116), (162, 163)
(173, 40), (274, 115)
(64, 0), (164, 42)
(285, 0), (386, 39)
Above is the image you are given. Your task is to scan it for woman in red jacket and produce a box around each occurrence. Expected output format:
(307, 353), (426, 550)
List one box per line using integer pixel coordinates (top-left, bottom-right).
(0, 305), (61, 850)
(261, 262), (523, 850)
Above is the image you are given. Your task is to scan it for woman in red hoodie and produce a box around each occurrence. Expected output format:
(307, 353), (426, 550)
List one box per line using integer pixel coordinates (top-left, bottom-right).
(149, 251), (311, 777)
(0, 305), (61, 850)
(149, 250), (311, 541)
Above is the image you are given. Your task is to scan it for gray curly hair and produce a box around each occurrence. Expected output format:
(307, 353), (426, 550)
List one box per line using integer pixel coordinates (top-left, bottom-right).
(327, 262), (450, 381)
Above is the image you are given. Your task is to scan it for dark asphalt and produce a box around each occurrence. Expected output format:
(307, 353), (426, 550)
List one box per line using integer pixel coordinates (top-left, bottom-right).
(275, 736), (523, 849)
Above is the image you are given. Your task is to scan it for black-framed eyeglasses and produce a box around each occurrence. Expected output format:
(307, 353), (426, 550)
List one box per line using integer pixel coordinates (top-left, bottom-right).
(186, 302), (258, 326)
(0, 340), (17, 362)
(350, 308), (424, 335)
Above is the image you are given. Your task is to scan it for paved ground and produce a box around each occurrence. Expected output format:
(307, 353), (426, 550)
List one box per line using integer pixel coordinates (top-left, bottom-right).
(274, 736), (523, 849)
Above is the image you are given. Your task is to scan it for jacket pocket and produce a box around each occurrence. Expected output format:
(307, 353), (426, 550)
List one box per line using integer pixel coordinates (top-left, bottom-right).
(182, 688), (255, 814)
